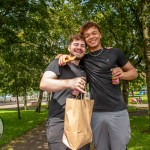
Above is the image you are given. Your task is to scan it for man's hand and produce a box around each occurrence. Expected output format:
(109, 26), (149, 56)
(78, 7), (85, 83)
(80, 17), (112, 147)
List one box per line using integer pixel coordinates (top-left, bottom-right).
(69, 77), (86, 94)
(55, 54), (63, 59)
(58, 54), (70, 66)
(111, 67), (123, 79)
(112, 62), (138, 81)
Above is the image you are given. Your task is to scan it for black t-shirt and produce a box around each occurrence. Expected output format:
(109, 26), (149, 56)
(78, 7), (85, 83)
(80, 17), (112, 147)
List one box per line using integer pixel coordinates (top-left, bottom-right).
(45, 59), (86, 119)
(81, 48), (128, 112)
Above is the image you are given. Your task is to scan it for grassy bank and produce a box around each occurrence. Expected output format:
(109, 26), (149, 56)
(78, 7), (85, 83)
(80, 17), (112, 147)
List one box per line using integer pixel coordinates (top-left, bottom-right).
(0, 109), (48, 147)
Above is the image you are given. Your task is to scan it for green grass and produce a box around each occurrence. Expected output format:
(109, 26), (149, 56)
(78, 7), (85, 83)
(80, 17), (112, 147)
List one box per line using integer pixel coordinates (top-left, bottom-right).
(128, 106), (137, 112)
(141, 95), (148, 103)
(128, 116), (150, 150)
(0, 109), (48, 148)
(125, 107), (149, 149)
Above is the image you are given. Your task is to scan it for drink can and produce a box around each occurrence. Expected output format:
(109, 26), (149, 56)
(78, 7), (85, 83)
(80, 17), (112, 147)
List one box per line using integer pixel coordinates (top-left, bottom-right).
(112, 76), (120, 84)
(71, 89), (80, 96)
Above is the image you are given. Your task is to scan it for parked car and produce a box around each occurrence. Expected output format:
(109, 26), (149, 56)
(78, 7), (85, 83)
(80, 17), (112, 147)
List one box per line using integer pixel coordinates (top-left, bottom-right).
(0, 96), (4, 103)
(138, 89), (147, 95)
(0, 94), (13, 102)
(5, 94), (13, 101)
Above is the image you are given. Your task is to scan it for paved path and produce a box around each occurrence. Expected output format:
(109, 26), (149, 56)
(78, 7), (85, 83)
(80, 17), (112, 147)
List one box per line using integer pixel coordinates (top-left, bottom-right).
(128, 103), (148, 108)
(0, 101), (47, 109)
(0, 103), (25, 109)
(1, 102), (148, 109)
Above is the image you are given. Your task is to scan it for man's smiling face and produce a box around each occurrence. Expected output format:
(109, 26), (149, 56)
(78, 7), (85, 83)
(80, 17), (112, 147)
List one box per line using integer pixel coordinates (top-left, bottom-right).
(68, 39), (86, 60)
(83, 27), (102, 52)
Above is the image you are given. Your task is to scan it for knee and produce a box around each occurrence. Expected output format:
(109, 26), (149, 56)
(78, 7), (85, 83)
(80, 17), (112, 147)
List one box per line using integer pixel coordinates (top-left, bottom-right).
(118, 134), (131, 149)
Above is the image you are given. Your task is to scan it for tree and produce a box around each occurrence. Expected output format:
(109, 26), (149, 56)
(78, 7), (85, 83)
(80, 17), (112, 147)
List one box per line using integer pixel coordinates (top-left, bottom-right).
(141, 0), (150, 131)
(0, 0), (149, 123)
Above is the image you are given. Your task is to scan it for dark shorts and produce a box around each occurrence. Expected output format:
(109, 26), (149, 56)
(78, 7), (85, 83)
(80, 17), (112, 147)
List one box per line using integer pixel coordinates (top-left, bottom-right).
(46, 118), (90, 150)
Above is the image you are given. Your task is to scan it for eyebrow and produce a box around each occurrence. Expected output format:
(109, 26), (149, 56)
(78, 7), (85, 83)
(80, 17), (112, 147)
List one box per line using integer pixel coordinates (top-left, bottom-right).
(73, 43), (85, 46)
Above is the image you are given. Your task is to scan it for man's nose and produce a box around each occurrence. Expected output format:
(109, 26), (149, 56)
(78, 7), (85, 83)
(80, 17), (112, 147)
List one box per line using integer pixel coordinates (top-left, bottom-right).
(89, 34), (94, 39)
(76, 45), (82, 49)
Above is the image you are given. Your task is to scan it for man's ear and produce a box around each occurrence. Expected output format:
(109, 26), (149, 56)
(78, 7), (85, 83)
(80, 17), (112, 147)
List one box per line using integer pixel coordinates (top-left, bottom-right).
(100, 32), (102, 39)
(68, 46), (71, 52)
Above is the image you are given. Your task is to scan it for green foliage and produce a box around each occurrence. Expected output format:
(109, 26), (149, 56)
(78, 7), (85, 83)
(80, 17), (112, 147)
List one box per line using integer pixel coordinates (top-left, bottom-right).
(0, 109), (47, 147)
(0, 0), (149, 109)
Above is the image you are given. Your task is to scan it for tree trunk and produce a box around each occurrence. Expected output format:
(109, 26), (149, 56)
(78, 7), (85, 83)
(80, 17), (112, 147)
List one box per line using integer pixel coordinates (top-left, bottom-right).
(14, 75), (21, 119)
(142, 0), (150, 132)
(16, 94), (21, 119)
(35, 90), (43, 113)
(122, 80), (129, 104)
(131, 90), (134, 97)
(47, 92), (51, 109)
(24, 87), (27, 110)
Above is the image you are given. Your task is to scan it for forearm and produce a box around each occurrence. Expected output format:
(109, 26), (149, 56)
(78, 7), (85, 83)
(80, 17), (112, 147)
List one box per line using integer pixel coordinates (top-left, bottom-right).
(113, 61), (138, 81)
(40, 78), (72, 92)
(121, 68), (138, 80)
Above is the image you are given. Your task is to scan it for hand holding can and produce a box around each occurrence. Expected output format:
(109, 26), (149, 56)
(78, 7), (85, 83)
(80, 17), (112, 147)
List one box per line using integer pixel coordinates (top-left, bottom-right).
(71, 77), (86, 96)
(112, 75), (120, 84)
(111, 67), (121, 85)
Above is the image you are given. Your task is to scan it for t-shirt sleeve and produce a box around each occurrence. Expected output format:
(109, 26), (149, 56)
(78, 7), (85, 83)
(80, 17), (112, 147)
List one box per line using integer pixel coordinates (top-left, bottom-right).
(116, 48), (128, 67)
(45, 59), (61, 77)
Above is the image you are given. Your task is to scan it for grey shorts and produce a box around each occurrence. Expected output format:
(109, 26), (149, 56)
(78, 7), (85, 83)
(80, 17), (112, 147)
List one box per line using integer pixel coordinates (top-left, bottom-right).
(91, 110), (131, 150)
(46, 118), (90, 150)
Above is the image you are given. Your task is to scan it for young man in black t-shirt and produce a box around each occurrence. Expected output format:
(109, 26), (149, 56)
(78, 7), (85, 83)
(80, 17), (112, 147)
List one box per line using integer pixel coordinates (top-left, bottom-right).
(80, 22), (138, 150)
(59, 22), (138, 150)
(40, 35), (90, 150)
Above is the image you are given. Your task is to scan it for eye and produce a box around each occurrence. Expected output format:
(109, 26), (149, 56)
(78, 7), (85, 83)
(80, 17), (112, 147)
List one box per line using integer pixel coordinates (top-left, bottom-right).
(81, 44), (85, 48)
(84, 34), (89, 38)
(92, 31), (97, 35)
(73, 43), (79, 46)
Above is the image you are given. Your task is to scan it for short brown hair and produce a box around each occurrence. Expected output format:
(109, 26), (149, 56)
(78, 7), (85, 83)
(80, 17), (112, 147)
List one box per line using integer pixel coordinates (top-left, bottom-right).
(80, 21), (102, 35)
(69, 34), (85, 45)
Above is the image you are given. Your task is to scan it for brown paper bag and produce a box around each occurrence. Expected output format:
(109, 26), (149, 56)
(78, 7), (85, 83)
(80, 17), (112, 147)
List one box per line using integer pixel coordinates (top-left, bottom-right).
(62, 98), (94, 150)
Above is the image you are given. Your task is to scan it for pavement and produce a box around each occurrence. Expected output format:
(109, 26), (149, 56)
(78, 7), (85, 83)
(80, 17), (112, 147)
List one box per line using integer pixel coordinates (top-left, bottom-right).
(0, 100), (47, 109)
(0, 102), (148, 150)
(0, 101), (148, 109)
(128, 103), (148, 108)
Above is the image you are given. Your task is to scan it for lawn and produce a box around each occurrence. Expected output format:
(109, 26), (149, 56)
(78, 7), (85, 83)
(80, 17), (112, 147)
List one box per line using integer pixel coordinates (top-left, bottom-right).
(128, 115), (150, 149)
(0, 109), (48, 148)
